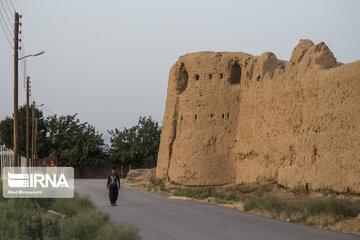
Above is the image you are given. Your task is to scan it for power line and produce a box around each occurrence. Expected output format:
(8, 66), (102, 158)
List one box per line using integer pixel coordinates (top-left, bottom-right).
(0, 16), (12, 47)
(9, 0), (14, 11)
(0, 0), (13, 29)
(4, 0), (13, 18)
(39, 106), (56, 115)
(0, 8), (12, 38)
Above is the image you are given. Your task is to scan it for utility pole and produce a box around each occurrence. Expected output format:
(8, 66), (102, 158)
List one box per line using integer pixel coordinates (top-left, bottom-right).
(13, 12), (20, 166)
(26, 76), (30, 167)
(31, 101), (35, 167)
(34, 118), (38, 164)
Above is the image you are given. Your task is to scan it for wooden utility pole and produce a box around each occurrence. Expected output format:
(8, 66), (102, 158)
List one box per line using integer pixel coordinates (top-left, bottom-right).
(34, 118), (38, 163)
(31, 101), (35, 166)
(26, 76), (30, 166)
(13, 12), (19, 166)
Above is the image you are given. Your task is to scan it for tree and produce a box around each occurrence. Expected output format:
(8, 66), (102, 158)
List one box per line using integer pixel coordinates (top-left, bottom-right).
(0, 105), (46, 158)
(108, 116), (161, 168)
(45, 114), (106, 167)
(0, 105), (106, 167)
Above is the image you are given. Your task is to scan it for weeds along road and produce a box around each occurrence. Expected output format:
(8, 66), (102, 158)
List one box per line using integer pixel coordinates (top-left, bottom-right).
(75, 179), (359, 240)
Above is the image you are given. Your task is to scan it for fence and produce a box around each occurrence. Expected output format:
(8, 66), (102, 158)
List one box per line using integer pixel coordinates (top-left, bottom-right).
(0, 145), (27, 179)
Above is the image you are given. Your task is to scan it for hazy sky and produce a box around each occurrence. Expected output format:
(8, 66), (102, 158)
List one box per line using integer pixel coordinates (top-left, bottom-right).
(1, 0), (359, 140)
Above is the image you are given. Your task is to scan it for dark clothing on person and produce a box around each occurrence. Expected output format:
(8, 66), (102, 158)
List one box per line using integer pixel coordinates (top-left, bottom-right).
(107, 173), (120, 205)
(109, 185), (118, 204)
(107, 173), (120, 187)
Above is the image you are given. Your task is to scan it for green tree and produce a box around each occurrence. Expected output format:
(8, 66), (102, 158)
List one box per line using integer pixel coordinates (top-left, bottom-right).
(46, 114), (106, 167)
(0, 105), (47, 158)
(108, 116), (161, 168)
(0, 105), (106, 167)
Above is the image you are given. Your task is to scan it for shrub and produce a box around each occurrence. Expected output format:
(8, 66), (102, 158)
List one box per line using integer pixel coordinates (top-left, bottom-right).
(242, 193), (360, 221)
(60, 210), (108, 240)
(0, 181), (140, 240)
(226, 192), (239, 201)
(295, 198), (360, 218)
(0, 198), (43, 240)
(243, 195), (284, 214)
(291, 185), (309, 195)
(42, 213), (61, 239)
(159, 183), (166, 191)
(51, 194), (95, 217)
(97, 224), (140, 240)
(149, 177), (163, 186)
(173, 187), (224, 200)
(236, 185), (254, 194)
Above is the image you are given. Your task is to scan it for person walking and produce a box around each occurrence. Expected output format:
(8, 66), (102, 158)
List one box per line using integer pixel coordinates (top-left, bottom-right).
(107, 166), (121, 206)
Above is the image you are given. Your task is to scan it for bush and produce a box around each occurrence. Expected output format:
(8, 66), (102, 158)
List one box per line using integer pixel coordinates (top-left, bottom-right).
(51, 194), (95, 217)
(289, 198), (360, 218)
(159, 183), (166, 191)
(243, 195), (283, 214)
(291, 185), (309, 195)
(149, 177), (163, 186)
(60, 210), (108, 240)
(0, 198), (43, 240)
(242, 193), (360, 221)
(97, 224), (140, 240)
(42, 213), (61, 239)
(173, 187), (224, 200)
(236, 185), (254, 194)
(0, 180), (140, 240)
(226, 192), (239, 201)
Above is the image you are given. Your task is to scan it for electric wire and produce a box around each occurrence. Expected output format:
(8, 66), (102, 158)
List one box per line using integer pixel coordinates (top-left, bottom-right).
(9, 0), (14, 11)
(4, 0), (13, 18)
(39, 106), (56, 115)
(0, 16), (12, 47)
(0, 0), (13, 29)
(0, 8), (12, 39)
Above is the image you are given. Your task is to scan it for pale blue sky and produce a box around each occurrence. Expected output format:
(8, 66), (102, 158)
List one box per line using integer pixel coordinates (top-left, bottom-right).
(0, 0), (359, 140)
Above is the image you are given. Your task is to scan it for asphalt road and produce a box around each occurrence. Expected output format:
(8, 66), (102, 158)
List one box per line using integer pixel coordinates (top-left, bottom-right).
(75, 179), (359, 240)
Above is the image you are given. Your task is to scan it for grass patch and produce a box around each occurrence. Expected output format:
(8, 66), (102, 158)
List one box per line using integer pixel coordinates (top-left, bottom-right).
(236, 185), (255, 194)
(149, 177), (163, 186)
(242, 194), (360, 223)
(225, 192), (239, 201)
(287, 198), (360, 218)
(291, 185), (309, 195)
(0, 180), (140, 240)
(148, 177), (167, 192)
(173, 187), (225, 200)
(243, 195), (284, 214)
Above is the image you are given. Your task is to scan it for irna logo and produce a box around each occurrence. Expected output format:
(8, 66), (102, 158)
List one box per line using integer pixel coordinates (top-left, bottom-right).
(7, 172), (69, 188)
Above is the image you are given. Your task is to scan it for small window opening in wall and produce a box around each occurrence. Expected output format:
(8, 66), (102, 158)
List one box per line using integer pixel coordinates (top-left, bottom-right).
(220, 73), (223, 79)
(222, 114), (224, 119)
(305, 183), (309, 192)
(256, 75), (261, 81)
(209, 74), (212, 80)
(195, 114), (197, 120)
(195, 74), (200, 80)
(210, 113), (214, 118)
(229, 62), (241, 85)
(227, 113), (230, 119)
(180, 116), (183, 121)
